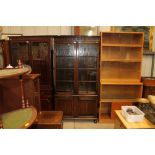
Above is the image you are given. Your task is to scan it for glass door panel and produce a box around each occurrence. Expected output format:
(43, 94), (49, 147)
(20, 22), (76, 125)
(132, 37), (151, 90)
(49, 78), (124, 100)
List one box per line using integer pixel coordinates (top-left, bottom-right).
(79, 69), (96, 81)
(78, 44), (98, 56)
(55, 43), (75, 93)
(56, 69), (74, 81)
(56, 81), (73, 92)
(78, 43), (98, 94)
(10, 42), (29, 66)
(56, 57), (74, 68)
(31, 41), (49, 85)
(56, 44), (74, 56)
(78, 57), (97, 68)
(79, 82), (96, 94)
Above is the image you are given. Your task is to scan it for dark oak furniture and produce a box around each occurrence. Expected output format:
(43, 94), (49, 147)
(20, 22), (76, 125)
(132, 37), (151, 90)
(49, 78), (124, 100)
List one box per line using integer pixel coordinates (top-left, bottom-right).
(54, 36), (99, 121)
(33, 111), (63, 129)
(9, 36), (54, 111)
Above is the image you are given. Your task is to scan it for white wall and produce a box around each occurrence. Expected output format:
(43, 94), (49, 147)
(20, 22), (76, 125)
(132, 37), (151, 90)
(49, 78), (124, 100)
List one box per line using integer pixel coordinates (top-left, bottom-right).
(98, 26), (111, 32)
(1, 26), (72, 36)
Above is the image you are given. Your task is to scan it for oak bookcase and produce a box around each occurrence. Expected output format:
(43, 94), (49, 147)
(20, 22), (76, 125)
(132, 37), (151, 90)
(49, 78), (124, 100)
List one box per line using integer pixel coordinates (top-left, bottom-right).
(99, 32), (144, 122)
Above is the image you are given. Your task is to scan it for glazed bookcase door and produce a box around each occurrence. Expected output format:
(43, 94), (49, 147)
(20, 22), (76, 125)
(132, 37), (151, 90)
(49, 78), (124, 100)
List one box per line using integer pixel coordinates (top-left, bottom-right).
(78, 43), (99, 95)
(10, 41), (30, 67)
(55, 43), (75, 93)
(31, 41), (51, 86)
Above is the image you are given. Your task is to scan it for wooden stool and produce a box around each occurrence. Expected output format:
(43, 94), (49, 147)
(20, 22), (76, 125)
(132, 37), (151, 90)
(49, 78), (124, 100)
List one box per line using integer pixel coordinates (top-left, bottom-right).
(34, 111), (63, 129)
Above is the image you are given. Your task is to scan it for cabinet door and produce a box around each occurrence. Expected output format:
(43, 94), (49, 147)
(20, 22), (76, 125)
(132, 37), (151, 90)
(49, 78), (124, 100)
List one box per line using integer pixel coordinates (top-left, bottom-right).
(55, 43), (75, 93)
(31, 41), (51, 87)
(78, 43), (99, 95)
(55, 96), (73, 117)
(10, 41), (30, 66)
(76, 96), (98, 117)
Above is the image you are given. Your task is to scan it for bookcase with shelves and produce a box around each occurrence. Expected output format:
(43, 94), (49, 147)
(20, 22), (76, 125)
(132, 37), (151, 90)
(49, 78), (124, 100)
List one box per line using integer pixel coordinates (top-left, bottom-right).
(99, 32), (144, 122)
(54, 36), (99, 120)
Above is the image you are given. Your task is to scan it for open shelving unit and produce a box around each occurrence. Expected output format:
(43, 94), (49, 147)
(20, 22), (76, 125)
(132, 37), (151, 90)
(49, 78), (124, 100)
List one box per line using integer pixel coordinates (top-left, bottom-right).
(99, 32), (144, 122)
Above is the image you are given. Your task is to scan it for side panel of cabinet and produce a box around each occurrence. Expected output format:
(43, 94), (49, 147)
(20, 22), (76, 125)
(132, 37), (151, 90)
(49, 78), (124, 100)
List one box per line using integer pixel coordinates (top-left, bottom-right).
(55, 96), (73, 117)
(40, 89), (52, 110)
(76, 96), (98, 117)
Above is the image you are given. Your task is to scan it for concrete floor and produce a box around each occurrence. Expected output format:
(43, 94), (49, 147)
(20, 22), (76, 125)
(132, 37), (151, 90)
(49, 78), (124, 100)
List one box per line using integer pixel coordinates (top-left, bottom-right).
(63, 120), (114, 129)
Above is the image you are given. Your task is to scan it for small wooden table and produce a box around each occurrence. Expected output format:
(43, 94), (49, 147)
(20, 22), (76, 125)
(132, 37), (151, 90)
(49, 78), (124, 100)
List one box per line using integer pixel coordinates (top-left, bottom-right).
(115, 110), (155, 129)
(34, 111), (63, 129)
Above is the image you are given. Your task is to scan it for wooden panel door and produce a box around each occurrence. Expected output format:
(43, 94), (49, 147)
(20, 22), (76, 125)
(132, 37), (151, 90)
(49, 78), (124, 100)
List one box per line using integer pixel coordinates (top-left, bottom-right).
(55, 96), (73, 117)
(76, 96), (98, 117)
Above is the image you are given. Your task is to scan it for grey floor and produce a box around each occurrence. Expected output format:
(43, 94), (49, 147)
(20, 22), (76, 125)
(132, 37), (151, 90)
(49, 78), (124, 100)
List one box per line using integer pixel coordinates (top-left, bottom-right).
(63, 120), (114, 129)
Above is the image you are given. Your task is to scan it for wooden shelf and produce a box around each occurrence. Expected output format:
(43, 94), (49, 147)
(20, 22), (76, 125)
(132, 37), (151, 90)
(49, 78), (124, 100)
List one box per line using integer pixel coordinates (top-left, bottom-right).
(57, 68), (74, 69)
(101, 32), (144, 34)
(143, 52), (155, 55)
(78, 68), (96, 70)
(100, 99), (138, 103)
(79, 81), (96, 82)
(99, 113), (114, 123)
(102, 43), (142, 47)
(100, 80), (142, 85)
(79, 91), (96, 95)
(101, 59), (141, 62)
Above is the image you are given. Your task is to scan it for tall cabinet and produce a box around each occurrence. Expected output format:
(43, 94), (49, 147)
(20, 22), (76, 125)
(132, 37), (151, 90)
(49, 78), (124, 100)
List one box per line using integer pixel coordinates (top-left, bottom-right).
(9, 36), (54, 110)
(100, 32), (144, 122)
(54, 36), (99, 120)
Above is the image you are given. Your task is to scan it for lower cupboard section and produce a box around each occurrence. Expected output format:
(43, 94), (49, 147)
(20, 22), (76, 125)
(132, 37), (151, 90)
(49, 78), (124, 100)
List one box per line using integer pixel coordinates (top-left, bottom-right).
(55, 95), (98, 119)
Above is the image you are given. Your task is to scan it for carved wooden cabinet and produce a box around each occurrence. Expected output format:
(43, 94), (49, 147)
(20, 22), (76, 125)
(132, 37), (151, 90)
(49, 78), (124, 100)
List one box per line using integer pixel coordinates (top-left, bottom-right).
(9, 36), (54, 110)
(54, 36), (99, 120)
